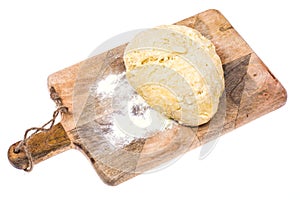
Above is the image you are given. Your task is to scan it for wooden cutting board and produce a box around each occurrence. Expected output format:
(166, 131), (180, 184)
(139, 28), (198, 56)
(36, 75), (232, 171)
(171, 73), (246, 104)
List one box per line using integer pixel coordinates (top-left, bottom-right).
(8, 9), (287, 185)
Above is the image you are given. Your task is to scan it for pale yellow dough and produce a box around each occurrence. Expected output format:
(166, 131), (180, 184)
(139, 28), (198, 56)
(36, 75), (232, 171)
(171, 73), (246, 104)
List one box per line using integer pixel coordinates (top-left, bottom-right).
(124, 25), (224, 126)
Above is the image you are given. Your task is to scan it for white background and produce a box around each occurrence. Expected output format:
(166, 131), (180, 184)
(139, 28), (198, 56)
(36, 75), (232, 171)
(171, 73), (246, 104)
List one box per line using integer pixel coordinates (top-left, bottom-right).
(0, 0), (299, 199)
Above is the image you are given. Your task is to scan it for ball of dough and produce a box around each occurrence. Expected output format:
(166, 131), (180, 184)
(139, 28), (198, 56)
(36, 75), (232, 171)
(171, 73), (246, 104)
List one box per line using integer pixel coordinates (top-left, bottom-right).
(124, 25), (224, 126)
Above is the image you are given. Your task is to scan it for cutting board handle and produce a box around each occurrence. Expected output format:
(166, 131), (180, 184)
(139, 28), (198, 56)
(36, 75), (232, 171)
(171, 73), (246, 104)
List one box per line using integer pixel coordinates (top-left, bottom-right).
(8, 123), (72, 171)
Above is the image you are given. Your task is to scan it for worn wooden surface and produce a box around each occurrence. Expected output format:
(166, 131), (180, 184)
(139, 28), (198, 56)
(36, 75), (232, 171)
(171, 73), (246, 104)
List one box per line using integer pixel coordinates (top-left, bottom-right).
(8, 123), (71, 170)
(8, 9), (287, 185)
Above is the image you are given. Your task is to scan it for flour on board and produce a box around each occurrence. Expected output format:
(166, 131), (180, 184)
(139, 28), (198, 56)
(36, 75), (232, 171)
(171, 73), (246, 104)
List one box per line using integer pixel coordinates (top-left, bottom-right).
(95, 72), (174, 148)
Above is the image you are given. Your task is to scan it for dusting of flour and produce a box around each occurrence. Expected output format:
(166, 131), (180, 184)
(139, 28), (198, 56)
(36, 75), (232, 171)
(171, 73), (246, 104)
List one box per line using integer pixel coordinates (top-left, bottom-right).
(95, 72), (174, 148)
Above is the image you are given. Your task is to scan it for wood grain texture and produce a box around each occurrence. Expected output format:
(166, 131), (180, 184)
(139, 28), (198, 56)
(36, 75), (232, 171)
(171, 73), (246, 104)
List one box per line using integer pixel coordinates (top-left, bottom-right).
(8, 123), (71, 170)
(10, 9), (287, 185)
